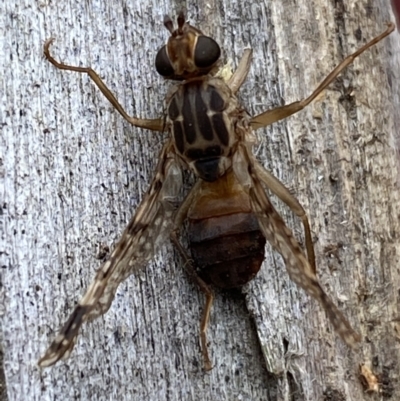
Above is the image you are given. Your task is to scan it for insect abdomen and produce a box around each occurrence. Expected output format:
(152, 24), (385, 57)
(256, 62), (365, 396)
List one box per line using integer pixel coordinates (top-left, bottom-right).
(187, 171), (266, 288)
(188, 212), (265, 288)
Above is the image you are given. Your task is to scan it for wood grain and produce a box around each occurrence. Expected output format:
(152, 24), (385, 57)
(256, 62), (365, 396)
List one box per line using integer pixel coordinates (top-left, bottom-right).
(1, 0), (399, 400)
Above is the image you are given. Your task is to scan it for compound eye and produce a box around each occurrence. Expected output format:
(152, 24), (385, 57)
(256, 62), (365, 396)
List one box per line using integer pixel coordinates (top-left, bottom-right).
(194, 36), (221, 68)
(155, 46), (174, 77)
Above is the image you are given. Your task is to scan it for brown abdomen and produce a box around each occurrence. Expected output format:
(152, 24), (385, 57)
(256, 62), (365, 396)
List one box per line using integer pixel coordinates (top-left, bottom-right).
(187, 171), (266, 289)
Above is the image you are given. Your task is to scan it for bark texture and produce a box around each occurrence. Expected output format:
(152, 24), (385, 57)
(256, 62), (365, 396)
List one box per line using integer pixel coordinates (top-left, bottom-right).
(1, 0), (399, 400)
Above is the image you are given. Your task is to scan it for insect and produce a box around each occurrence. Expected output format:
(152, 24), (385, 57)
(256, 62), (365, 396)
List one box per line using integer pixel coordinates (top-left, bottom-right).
(38, 12), (394, 370)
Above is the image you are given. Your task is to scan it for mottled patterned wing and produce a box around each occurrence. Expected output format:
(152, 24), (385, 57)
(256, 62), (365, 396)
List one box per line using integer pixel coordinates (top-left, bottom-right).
(250, 168), (360, 346)
(234, 145), (360, 347)
(39, 141), (182, 367)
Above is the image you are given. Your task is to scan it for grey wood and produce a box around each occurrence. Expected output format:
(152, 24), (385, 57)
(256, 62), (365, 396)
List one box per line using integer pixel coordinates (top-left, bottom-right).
(1, 0), (399, 400)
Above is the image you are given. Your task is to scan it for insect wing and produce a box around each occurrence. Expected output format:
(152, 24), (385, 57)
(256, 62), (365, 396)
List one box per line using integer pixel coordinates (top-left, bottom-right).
(39, 142), (182, 367)
(249, 168), (360, 346)
(233, 145), (360, 347)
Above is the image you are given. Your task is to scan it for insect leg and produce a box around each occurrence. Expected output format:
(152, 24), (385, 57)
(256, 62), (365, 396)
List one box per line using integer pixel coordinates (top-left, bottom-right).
(250, 23), (394, 130)
(227, 49), (253, 94)
(170, 182), (214, 371)
(170, 235), (214, 372)
(253, 159), (315, 274)
(43, 39), (164, 132)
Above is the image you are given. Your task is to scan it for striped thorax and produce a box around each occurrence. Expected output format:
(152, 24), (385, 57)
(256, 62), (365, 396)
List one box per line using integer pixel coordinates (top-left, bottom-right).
(166, 77), (240, 182)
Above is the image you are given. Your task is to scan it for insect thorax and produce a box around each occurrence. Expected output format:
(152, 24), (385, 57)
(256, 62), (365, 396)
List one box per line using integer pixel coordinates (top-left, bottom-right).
(166, 76), (241, 182)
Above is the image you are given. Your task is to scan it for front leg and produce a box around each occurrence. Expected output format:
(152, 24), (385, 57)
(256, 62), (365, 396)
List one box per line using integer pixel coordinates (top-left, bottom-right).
(44, 39), (164, 132)
(226, 49), (253, 94)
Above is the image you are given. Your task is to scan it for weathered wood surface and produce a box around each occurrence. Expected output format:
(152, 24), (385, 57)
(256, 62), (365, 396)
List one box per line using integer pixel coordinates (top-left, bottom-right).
(1, 0), (400, 400)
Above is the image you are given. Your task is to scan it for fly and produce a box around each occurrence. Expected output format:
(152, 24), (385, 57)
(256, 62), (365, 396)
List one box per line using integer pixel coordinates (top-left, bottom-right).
(39, 12), (394, 370)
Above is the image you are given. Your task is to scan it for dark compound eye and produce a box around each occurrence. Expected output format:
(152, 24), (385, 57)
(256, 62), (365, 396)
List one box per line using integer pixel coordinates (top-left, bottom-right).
(155, 46), (174, 77)
(194, 36), (221, 68)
